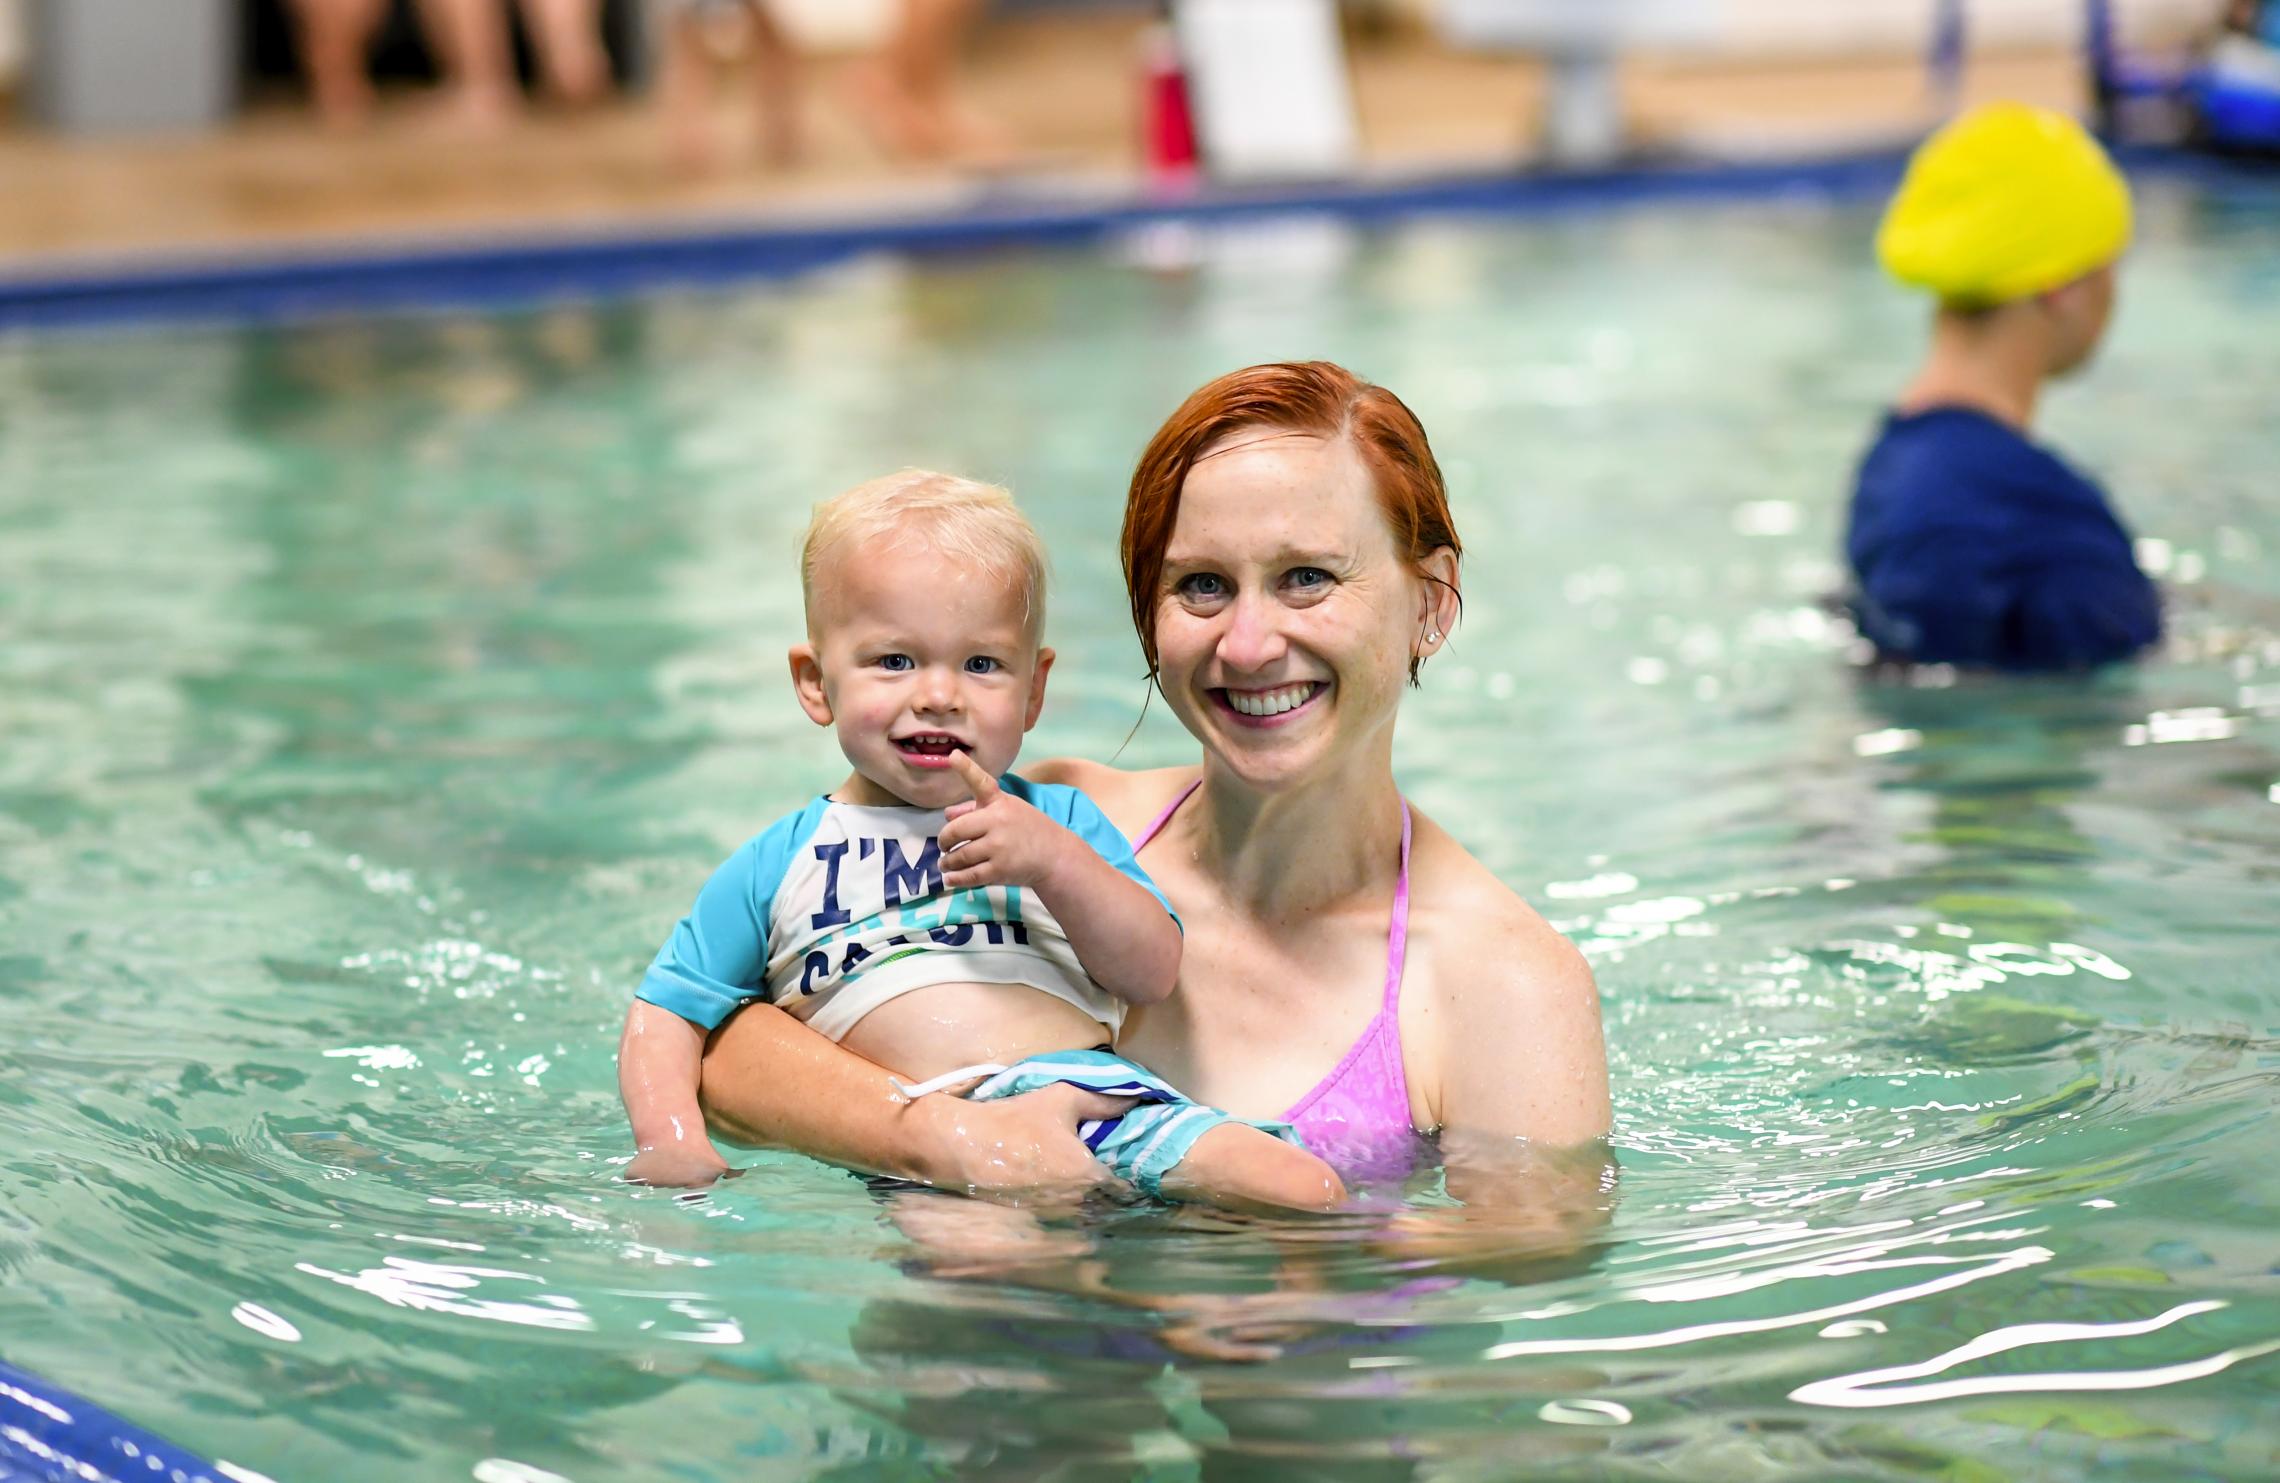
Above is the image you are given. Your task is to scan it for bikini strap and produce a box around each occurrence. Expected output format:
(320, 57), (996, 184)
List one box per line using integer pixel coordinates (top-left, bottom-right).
(1131, 778), (1202, 853)
(1136, 778), (1408, 1010)
(1385, 800), (1413, 1012)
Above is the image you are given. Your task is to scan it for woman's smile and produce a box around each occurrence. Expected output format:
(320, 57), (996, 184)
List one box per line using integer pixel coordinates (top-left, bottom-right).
(1212, 681), (1327, 725)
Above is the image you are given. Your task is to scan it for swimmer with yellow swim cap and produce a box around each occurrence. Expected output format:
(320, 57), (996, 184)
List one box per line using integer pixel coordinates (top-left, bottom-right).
(1845, 103), (2161, 671)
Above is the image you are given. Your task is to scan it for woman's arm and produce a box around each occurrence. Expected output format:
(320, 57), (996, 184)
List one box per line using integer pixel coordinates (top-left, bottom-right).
(1371, 1147), (1616, 1284)
(1436, 921), (1613, 1156)
(697, 1002), (1132, 1192)
(1390, 855), (1618, 1278)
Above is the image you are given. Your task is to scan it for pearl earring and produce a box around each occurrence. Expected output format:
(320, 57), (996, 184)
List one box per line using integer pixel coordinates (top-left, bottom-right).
(1426, 630), (1440, 644)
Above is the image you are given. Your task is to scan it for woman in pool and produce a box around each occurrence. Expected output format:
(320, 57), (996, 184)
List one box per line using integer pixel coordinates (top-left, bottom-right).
(697, 360), (1611, 1208)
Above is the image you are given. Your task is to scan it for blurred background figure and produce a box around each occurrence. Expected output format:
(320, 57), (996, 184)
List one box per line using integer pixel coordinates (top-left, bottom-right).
(7, 1), (2253, 258)
(657, 0), (1004, 173)
(285, 0), (610, 130)
(851, 0), (1008, 164)
(285, 0), (388, 128)
(422, 0), (611, 124)
(1846, 102), (2162, 673)
(2209, 0), (2280, 84)
(2225, 0), (2280, 43)
(654, 0), (802, 169)
(2180, 0), (2280, 152)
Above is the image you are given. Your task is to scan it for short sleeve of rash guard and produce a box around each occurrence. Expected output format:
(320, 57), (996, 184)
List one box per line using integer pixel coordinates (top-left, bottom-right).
(636, 801), (829, 1030)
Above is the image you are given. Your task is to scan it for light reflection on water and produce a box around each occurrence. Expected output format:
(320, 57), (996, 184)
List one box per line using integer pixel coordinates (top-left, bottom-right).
(2, 179), (2279, 1481)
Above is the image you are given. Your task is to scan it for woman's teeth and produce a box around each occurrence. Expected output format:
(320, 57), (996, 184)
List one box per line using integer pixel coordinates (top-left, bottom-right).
(1227, 683), (1316, 717)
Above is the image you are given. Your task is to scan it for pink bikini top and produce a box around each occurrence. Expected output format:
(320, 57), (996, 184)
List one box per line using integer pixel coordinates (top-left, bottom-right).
(1131, 780), (1421, 1173)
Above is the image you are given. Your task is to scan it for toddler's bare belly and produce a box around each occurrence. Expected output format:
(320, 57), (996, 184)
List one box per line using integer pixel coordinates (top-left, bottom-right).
(840, 982), (1110, 1084)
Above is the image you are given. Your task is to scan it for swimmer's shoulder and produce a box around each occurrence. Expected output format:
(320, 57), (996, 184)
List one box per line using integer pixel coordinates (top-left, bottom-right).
(1404, 807), (1606, 1139)
(1021, 758), (1199, 838)
(1405, 810), (1585, 978)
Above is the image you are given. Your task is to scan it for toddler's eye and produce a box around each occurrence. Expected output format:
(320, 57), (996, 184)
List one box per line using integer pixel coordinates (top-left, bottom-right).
(964, 656), (1002, 675)
(877, 654), (914, 672)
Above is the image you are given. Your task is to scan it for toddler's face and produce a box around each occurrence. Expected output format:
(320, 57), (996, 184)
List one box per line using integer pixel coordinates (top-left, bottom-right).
(792, 536), (1050, 810)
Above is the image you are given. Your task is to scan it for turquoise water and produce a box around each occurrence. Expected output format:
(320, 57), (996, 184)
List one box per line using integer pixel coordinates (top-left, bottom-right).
(3, 178), (2279, 1481)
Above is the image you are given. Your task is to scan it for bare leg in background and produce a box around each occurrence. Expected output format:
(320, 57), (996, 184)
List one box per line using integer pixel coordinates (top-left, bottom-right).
(516, 0), (611, 105)
(286, 0), (389, 129)
(656, 1), (803, 172)
(849, 0), (1009, 164)
(413, 0), (521, 128)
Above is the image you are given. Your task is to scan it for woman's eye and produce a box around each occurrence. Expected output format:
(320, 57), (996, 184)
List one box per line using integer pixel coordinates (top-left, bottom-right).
(1286, 567), (1332, 590)
(963, 656), (1002, 675)
(1176, 573), (1229, 601)
(877, 654), (914, 672)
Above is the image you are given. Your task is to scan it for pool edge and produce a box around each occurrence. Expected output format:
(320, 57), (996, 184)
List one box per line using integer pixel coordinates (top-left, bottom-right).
(1, 1356), (245, 1483)
(4, 145), (2272, 334)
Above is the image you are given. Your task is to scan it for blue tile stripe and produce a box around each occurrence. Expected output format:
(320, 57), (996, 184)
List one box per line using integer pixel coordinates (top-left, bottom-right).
(0, 1358), (237, 1483)
(2, 146), (2266, 334)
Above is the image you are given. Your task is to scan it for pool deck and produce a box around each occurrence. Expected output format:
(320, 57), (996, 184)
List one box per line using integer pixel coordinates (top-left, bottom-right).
(1, 15), (2097, 271)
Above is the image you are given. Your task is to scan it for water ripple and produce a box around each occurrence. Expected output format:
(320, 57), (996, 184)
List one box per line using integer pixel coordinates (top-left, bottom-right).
(4, 189), (2279, 1481)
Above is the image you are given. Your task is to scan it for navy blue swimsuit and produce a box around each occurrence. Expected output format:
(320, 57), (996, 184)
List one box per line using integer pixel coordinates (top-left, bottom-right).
(1845, 406), (2161, 671)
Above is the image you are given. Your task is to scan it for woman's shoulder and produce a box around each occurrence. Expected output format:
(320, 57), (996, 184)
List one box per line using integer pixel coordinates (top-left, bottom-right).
(1021, 758), (1198, 835)
(1409, 815), (1592, 987)
(1404, 808), (1609, 1142)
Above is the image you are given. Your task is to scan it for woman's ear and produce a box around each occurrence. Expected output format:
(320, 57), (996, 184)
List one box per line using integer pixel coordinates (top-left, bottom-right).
(1417, 546), (1462, 651)
(789, 643), (833, 728)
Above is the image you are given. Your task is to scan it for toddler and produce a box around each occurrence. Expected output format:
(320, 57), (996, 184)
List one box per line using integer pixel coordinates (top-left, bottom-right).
(617, 471), (1345, 1212)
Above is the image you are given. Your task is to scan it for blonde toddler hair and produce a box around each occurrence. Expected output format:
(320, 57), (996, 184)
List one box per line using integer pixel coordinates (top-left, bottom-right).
(800, 469), (1049, 638)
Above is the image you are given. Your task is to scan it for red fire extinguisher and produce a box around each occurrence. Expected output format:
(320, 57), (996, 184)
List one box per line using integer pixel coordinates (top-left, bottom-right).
(1140, 19), (1199, 187)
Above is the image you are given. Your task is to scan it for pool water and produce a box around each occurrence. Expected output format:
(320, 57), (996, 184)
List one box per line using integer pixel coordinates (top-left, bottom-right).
(3, 176), (2278, 1482)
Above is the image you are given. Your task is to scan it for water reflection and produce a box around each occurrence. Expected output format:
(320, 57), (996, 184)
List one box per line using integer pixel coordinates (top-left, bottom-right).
(3, 191), (2280, 1480)
(1794, 1298), (2280, 1409)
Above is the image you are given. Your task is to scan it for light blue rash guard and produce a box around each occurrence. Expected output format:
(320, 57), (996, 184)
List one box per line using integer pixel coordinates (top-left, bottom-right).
(637, 774), (1175, 1041)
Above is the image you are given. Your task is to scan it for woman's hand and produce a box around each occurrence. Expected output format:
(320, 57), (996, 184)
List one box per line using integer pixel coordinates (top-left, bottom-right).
(1156, 1292), (1321, 1364)
(909, 1081), (1139, 1196)
(1369, 1132), (1617, 1281)
(695, 1001), (1134, 1194)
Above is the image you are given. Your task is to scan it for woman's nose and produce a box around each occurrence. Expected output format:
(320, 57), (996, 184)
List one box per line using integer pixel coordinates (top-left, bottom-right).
(1216, 592), (1288, 672)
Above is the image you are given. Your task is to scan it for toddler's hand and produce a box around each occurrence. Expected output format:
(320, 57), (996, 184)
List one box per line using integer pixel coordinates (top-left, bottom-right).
(624, 1144), (733, 1189)
(939, 753), (1077, 892)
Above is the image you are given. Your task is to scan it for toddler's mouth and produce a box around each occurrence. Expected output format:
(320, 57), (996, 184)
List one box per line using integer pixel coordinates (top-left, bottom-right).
(893, 733), (970, 764)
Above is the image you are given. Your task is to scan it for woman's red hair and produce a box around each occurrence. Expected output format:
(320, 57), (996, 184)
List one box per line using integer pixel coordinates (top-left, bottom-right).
(1121, 361), (1462, 683)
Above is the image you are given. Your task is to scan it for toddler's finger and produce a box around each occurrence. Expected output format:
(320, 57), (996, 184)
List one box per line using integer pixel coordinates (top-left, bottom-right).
(939, 813), (983, 853)
(950, 750), (1001, 804)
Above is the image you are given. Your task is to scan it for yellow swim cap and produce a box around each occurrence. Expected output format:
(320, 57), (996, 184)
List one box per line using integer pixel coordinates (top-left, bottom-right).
(1877, 102), (2133, 307)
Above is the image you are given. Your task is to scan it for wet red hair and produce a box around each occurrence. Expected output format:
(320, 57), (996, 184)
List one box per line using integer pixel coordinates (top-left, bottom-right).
(1121, 361), (1462, 683)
